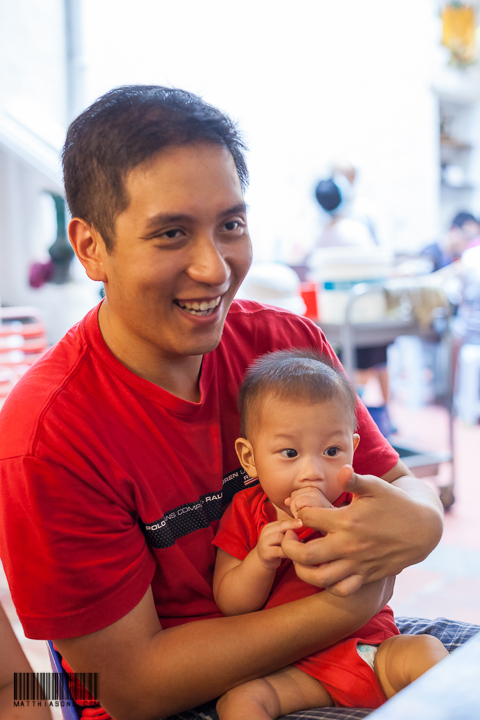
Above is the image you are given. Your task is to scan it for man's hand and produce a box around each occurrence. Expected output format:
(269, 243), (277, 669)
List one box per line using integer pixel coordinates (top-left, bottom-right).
(281, 461), (443, 597)
(285, 486), (333, 518)
(256, 519), (303, 571)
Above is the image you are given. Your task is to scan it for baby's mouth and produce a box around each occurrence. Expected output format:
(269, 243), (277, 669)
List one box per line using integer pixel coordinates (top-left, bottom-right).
(175, 296), (221, 317)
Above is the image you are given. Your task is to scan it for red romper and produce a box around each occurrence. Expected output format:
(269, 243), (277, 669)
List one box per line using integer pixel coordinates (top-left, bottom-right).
(214, 486), (400, 708)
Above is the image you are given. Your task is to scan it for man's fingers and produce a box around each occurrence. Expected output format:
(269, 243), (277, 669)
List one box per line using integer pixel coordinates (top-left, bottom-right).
(325, 574), (365, 597)
(282, 524), (343, 562)
(282, 529), (301, 546)
(294, 506), (343, 535)
(291, 558), (356, 589)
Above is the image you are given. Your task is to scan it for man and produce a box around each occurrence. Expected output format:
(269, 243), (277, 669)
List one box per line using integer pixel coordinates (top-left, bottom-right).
(0, 87), (445, 720)
(421, 211), (480, 271)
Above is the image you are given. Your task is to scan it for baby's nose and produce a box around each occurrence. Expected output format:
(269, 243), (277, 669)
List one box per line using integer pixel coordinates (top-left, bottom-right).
(298, 457), (325, 483)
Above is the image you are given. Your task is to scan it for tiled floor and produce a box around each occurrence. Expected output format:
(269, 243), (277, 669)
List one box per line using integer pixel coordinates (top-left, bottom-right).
(390, 401), (480, 626)
(0, 399), (479, 705)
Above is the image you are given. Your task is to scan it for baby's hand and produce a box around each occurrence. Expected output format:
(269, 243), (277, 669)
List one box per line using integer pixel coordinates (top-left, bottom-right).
(286, 486), (333, 518)
(256, 519), (303, 571)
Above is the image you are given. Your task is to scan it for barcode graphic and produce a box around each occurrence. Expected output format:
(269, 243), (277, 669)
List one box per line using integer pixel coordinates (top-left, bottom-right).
(13, 673), (99, 702)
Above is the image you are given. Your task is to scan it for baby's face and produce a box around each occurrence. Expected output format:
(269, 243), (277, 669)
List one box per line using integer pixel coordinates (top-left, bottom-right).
(250, 395), (359, 518)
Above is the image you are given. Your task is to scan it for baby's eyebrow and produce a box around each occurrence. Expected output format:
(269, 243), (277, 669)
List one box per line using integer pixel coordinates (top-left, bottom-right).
(272, 432), (297, 441)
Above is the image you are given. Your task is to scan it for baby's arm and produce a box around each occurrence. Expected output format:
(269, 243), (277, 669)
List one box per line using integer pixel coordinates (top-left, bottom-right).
(214, 518), (302, 616)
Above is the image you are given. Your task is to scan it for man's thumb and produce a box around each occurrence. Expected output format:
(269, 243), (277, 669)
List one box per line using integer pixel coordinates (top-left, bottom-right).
(336, 464), (375, 496)
(337, 464), (355, 488)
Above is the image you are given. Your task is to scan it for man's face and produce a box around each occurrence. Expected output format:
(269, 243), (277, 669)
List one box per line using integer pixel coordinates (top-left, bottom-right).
(245, 395), (359, 518)
(98, 143), (252, 362)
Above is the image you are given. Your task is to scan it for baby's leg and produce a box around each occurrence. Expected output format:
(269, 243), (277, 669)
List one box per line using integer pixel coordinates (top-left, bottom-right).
(216, 665), (333, 720)
(374, 633), (449, 698)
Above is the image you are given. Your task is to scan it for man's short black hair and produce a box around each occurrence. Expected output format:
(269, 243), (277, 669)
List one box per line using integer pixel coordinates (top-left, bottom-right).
(62, 85), (249, 249)
(451, 211), (478, 229)
(314, 178), (342, 213)
(238, 349), (358, 438)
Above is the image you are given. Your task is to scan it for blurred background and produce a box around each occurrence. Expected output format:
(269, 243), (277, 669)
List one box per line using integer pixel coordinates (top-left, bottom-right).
(3, 0), (480, 335)
(1, 0), (480, 690)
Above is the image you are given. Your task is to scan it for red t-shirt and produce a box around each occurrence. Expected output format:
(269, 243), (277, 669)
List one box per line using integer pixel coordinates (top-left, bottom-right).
(0, 300), (398, 639)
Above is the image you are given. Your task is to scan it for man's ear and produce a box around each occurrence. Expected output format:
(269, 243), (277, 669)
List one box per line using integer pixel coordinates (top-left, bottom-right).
(68, 218), (109, 283)
(235, 437), (257, 478)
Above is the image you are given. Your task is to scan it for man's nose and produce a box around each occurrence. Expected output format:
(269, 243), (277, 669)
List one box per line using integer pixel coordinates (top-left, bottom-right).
(186, 234), (230, 287)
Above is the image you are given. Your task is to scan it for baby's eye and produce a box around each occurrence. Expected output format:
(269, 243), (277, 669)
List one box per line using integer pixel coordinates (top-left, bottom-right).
(324, 446), (339, 457)
(281, 448), (298, 459)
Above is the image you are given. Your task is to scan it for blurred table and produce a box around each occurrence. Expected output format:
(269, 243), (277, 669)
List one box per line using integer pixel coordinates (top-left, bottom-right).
(369, 630), (480, 719)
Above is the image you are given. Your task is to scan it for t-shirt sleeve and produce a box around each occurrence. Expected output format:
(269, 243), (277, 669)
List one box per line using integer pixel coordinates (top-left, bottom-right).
(352, 399), (399, 477)
(213, 493), (258, 561)
(0, 456), (156, 640)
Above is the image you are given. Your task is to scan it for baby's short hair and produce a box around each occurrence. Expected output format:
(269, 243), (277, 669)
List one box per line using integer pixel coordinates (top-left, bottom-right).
(238, 349), (357, 438)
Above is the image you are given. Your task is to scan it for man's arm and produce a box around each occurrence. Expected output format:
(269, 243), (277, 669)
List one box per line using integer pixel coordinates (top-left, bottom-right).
(0, 604), (52, 720)
(55, 580), (393, 720)
(282, 460), (444, 596)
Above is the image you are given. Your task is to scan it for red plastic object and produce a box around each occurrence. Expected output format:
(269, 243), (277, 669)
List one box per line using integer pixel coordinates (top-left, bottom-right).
(300, 281), (320, 320)
(0, 307), (48, 387)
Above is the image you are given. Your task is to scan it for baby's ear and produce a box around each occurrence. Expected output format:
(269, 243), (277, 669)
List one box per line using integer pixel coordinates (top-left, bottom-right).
(235, 437), (257, 477)
(353, 433), (360, 452)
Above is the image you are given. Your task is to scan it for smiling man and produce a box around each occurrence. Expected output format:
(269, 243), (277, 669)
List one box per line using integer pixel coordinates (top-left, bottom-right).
(0, 87), (452, 720)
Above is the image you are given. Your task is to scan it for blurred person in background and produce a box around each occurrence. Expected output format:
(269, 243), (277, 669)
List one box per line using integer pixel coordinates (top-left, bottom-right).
(313, 177), (376, 250)
(310, 178), (391, 424)
(421, 211), (480, 272)
(332, 160), (381, 245)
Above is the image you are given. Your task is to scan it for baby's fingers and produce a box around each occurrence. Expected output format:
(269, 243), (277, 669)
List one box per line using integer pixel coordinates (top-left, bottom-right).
(263, 518), (303, 535)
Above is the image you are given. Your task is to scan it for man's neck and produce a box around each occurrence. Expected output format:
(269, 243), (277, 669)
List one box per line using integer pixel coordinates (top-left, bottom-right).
(97, 304), (203, 403)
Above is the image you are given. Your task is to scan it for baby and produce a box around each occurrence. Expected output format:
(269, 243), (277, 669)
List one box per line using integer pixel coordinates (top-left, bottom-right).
(213, 349), (447, 719)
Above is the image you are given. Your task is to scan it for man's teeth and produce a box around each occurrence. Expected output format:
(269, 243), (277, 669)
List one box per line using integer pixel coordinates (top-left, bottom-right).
(177, 297), (221, 316)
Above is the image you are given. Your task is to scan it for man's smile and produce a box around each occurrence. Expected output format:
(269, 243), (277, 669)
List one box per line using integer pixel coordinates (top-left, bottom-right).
(174, 295), (222, 317)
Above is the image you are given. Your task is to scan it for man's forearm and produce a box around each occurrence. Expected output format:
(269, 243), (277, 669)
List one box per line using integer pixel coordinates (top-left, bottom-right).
(57, 580), (391, 720)
(390, 474), (443, 562)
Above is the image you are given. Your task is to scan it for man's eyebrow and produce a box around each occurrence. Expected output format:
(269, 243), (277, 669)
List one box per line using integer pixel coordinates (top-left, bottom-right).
(143, 203), (249, 232)
(143, 212), (192, 232)
(218, 202), (249, 218)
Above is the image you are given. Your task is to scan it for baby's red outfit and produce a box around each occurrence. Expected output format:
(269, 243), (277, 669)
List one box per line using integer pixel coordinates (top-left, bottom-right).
(213, 485), (400, 708)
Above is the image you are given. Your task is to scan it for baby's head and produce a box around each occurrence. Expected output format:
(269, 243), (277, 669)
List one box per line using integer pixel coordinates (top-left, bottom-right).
(236, 349), (359, 516)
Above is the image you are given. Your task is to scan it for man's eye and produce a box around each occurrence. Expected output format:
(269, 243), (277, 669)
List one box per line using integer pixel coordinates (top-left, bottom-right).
(324, 447), (339, 457)
(163, 229), (182, 239)
(224, 220), (242, 231)
(281, 448), (298, 458)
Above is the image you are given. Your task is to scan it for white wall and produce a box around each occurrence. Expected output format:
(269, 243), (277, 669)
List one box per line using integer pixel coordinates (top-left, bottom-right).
(0, 0), (101, 341)
(81, 0), (441, 259)
(0, 0), (67, 130)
